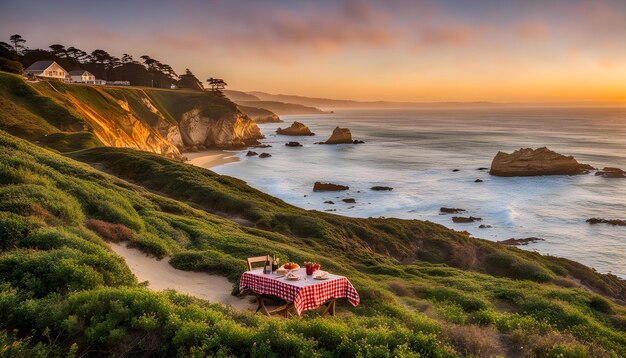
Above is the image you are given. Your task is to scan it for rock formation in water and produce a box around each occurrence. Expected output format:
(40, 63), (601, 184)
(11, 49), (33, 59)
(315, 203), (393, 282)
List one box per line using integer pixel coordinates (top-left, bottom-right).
(489, 147), (594, 177)
(498, 237), (544, 246)
(440, 207), (466, 214)
(313, 182), (349, 191)
(595, 167), (625, 178)
(246, 151), (258, 156)
(342, 198), (356, 203)
(285, 141), (303, 147)
(259, 153), (272, 158)
(587, 218), (626, 226)
(371, 186), (393, 191)
(452, 216), (482, 223)
(276, 121), (315, 136)
(323, 127), (363, 144)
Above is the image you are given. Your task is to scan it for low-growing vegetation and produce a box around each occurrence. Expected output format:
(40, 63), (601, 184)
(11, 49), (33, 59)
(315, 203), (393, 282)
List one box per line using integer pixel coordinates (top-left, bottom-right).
(1, 130), (625, 356)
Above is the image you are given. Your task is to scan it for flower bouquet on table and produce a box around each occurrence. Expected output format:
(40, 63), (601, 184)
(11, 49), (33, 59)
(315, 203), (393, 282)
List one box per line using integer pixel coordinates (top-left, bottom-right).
(304, 261), (321, 275)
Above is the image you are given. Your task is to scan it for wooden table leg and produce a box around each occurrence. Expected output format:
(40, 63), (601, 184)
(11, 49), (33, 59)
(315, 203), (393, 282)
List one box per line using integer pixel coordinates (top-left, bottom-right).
(255, 294), (293, 317)
(321, 299), (336, 316)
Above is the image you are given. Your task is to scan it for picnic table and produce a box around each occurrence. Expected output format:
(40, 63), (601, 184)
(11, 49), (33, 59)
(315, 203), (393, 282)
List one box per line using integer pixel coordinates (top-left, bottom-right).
(239, 268), (360, 316)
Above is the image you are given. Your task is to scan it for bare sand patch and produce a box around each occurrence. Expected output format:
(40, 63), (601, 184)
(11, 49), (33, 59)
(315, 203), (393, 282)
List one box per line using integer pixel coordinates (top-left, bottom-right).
(108, 242), (254, 312)
(184, 150), (239, 168)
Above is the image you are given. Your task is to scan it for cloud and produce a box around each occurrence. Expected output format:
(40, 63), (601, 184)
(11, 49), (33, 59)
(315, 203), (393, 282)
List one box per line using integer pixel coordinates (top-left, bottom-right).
(418, 26), (479, 46)
(515, 21), (550, 41)
(215, 1), (394, 57)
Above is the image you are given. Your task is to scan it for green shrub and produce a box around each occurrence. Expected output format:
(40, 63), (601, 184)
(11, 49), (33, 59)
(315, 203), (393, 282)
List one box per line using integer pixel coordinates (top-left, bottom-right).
(0, 184), (84, 225)
(425, 287), (491, 313)
(0, 212), (36, 250)
(0, 249), (105, 296)
(588, 295), (613, 314)
(169, 250), (246, 281)
(485, 251), (553, 282)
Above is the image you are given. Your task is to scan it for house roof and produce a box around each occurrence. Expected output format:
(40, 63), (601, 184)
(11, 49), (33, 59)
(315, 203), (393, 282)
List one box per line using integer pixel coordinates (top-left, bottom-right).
(68, 70), (92, 76)
(25, 60), (60, 72)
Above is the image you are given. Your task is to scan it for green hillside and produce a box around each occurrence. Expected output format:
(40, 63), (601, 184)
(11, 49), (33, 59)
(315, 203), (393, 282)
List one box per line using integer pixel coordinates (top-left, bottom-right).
(0, 72), (248, 158)
(0, 130), (624, 356)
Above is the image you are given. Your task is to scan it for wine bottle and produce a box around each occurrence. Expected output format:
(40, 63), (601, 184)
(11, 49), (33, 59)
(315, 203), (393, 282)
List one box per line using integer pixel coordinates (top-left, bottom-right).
(264, 255), (271, 274)
(272, 255), (278, 272)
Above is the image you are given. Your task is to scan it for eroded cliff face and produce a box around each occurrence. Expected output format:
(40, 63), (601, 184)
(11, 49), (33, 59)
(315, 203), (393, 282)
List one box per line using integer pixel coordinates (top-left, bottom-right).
(66, 96), (181, 158)
(26, 80), (263, 158)
(178, 108), (262, 150)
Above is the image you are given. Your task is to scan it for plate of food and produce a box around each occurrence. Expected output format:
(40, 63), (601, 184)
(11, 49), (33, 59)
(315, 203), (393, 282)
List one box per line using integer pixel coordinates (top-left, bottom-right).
(313, 271), (329, 280)
(275, 268), (289, 275)
(286, 273), (301, 281)
(282, 262), (300, 270)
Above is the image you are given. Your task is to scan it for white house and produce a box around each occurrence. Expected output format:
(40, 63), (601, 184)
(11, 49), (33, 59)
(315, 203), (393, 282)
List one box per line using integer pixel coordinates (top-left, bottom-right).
(24, 60), (68, 80)
(68, 70), (96, 83)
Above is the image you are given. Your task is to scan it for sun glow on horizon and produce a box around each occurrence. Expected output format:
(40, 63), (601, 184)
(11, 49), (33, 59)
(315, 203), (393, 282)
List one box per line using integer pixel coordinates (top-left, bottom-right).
(2, 0), (626, 103)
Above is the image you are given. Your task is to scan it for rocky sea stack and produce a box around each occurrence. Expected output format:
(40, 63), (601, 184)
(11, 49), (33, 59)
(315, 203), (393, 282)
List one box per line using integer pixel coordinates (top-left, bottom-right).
(276, 121), (314, 136)
(313, 182), (349, 192)
(489, 147), (594, 177)
(323, 127), (363, 144)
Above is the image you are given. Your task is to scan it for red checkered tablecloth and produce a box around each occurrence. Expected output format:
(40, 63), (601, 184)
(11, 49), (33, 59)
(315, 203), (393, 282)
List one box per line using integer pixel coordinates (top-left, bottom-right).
(239, 268), (360, 315)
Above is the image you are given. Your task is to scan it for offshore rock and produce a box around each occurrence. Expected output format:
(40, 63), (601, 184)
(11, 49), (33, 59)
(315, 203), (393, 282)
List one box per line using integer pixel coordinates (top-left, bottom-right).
(489, 147), (594, 176)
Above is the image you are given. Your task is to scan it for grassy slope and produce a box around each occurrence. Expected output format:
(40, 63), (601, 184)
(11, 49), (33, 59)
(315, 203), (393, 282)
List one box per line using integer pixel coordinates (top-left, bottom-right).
(0, 130), (624, 356)
(70, 147), (626, 301)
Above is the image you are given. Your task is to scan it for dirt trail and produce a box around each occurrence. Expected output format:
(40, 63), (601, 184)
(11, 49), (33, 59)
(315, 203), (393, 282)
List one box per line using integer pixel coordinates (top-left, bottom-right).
(108, 242), (255, 312)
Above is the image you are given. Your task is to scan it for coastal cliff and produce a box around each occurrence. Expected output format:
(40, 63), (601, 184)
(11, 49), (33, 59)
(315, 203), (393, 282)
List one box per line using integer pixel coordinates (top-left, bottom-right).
(0, 72), (262, 158)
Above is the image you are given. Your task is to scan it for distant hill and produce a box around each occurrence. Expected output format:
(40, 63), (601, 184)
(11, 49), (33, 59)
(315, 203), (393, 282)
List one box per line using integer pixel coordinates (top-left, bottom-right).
(237, 105), (282, 123)
(237, 100), (325, 115)
(223, 89), (261, 102)
(224, 90), (323, 117)
(249, 91), (497, 110)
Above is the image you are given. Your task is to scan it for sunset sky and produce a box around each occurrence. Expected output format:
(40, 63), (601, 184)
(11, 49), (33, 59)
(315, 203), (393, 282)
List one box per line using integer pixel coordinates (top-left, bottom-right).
(2, 0), (626, 103)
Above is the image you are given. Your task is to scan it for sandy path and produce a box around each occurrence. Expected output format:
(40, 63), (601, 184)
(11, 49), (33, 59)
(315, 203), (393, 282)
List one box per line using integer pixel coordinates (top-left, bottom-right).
(184, 150), (239, 168)
(108, 242), (255, 312)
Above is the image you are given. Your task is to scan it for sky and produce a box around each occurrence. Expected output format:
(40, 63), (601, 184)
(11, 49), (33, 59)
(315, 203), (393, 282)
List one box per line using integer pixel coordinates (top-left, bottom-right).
(1, 0), (626, 103)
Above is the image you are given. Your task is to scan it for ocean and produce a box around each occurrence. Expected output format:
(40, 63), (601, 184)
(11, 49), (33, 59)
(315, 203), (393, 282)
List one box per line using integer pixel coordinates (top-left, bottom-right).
(209, 107), (626, 277)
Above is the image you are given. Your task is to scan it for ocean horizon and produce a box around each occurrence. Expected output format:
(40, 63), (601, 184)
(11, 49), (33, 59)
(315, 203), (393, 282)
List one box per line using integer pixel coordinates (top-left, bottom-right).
(206, 107), (626, 278)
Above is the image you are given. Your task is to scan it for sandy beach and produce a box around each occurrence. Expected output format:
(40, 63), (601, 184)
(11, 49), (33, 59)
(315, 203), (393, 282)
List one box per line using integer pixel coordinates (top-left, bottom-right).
(108, 242), (254, 311)
(184, 150), (239, 168)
